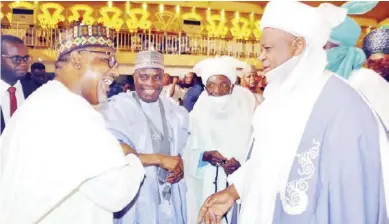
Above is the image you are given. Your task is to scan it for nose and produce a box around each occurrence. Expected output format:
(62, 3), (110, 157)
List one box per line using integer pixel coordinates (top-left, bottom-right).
(258, 50), (266, 62)
(109, 66), (119, 78)
(17, 60), (29, 69)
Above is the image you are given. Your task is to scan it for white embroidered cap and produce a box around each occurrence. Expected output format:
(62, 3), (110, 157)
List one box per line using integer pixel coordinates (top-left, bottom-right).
(134, 50), (164, 71)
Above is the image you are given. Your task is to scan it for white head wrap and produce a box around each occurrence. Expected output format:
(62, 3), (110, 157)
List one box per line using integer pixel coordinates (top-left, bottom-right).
(134, 50), (164, 71)
(193, 56), (249, 83)
(260, 1), (343, 47)
(193, 57), (236, 84)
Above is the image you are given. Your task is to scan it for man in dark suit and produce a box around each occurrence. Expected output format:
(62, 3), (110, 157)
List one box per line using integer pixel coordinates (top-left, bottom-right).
(1, 35), (38, 134)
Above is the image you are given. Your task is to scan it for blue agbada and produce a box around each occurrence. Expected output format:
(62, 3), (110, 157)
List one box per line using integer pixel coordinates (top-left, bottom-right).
(325, 1), (378, 79)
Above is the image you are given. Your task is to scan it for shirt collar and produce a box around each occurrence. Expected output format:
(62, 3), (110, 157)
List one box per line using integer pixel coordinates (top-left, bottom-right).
(1, 79), (23, 94)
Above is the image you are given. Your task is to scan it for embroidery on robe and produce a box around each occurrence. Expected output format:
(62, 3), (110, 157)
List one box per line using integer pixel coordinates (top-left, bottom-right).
(281, 138), (321, 215)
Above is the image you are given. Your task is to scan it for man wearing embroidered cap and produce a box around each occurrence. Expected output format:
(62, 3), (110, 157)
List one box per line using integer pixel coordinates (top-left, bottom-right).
(363, 28), (389, 81)
(100, 50), (189, 223)
(184, 57), (256, 224)
(0, 24), (145, 224)
(198, 2), (387, 224)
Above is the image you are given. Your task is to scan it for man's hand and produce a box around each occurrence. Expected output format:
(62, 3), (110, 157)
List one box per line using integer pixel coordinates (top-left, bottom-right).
(159, 155), (184, 183)
(197, 185), (239, 224)
(221, 158), (241, 175)
(202, 151), (227, 166)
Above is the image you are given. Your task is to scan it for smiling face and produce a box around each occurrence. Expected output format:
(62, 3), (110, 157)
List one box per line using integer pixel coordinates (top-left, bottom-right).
(134, 68), (164, 102)
(57, 46), (119, 105)
(258, 28), (303, 74)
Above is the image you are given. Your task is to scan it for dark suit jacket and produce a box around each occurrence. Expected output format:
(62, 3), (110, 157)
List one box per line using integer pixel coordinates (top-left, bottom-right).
(0, 78), (39, 134)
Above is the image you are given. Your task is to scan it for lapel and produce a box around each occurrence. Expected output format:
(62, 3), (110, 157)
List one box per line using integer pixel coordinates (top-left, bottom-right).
(20, 78), (37, 99)
(0, 106), (5, 135)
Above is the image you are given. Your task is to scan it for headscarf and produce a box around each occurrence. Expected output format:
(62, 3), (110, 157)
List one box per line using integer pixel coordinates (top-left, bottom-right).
(363, 28), (389, 58)
(323, 2), (378, 79)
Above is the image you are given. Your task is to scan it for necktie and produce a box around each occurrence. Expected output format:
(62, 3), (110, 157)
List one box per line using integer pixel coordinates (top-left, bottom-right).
(8, 87), (17, 117)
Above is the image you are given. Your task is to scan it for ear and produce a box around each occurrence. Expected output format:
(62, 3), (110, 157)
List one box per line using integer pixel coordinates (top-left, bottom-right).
(70, 51), (82, 70)
(292, 37), (306, 56)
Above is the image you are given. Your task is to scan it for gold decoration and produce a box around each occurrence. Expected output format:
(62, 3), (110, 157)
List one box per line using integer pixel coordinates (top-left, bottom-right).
(125, 8), (151, 32)
(379, 18), (389, 28)
(206, 14), (228, 38)
(231, 17), (251, 40)
(154, 11), (180, 32)
(98, 6), (124, 31)
(7, 1), (34, 23)
(68, 4), (95, 25)
(38, 3), (65, 29)
(252, 20), (262, 40)
(0, 3), (4, 20)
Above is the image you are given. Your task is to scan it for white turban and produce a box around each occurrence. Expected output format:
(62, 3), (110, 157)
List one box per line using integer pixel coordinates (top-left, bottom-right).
(193, 57), (237, 84)
(260, 1), (343, 47)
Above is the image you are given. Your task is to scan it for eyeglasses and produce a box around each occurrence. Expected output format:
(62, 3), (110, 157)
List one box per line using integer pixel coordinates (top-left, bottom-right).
(2, 55), (32, 65)
(205, 82), (232, 94)
(78, 50), (118, 68)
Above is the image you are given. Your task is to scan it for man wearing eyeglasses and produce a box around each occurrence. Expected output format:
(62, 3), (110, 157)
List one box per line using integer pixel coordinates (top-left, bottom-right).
(184, 57), (256, 224)
(0, 25), (145, 224)
(0, 35), (37, 134)
(100, 50), (189, 224)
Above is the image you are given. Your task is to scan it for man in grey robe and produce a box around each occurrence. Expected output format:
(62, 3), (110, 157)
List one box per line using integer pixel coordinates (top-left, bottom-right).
(197, 2), (388, 224)
(100, 50), (189, 224)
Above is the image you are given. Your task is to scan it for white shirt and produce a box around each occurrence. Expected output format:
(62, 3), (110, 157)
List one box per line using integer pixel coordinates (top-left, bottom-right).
(0, 79), (25, 124)
(0, 81), (145, 223)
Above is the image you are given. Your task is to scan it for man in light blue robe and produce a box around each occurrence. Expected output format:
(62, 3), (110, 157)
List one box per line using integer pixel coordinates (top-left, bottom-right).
(100, 50), (189, 224)
(197, 2), (388, 224)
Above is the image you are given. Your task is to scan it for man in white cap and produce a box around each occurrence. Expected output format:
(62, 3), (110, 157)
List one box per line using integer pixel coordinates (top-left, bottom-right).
(184, 57), (256, 224)
(100, 50), (189, 224)
(198, 2), (387, 224)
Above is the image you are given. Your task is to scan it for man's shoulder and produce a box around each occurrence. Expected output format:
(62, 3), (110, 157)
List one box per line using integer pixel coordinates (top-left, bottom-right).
(323, 74), (376, 124)
(100, 92), (138, 114)
(20, 77), (39, 97)
(161, 95), (189, 122)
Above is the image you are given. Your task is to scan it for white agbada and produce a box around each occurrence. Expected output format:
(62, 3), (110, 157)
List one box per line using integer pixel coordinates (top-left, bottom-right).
(184, 58), (256, 224)
(348, 68), (389, 131)
(227, 2), (348, 223)
(0, 80), (145, 224)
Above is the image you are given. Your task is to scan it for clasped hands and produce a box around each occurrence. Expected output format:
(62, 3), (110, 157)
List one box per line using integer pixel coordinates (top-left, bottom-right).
(158, 154), (184, 184)
(202, 150), (241, 175)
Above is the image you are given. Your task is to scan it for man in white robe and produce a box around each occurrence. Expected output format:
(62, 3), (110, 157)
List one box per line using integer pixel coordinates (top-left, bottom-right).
(100, 50), (188, 224)
(184, 57), (256, 224)
(0, 25), (145, 223)
(198, 2), (388, 224)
